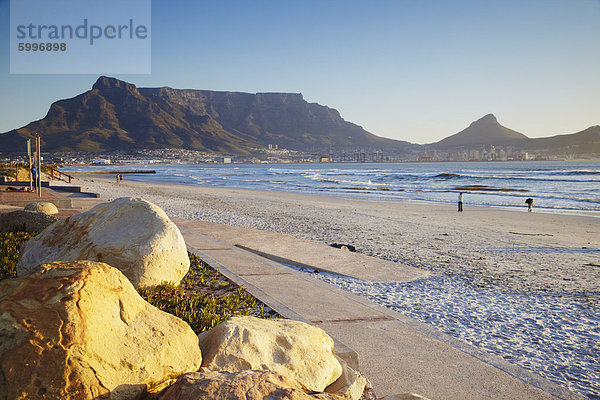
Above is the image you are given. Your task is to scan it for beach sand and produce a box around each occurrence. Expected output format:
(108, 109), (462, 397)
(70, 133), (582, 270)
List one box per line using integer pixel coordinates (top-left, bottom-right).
(69, 173), (600, 397)
(75, 174), (600, 301)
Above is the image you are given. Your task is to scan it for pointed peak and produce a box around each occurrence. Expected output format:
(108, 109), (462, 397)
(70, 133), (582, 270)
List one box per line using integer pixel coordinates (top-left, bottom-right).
(92, 76), (137, 92)
(469, 113), (498, 128)
(477, 113), (497, 122)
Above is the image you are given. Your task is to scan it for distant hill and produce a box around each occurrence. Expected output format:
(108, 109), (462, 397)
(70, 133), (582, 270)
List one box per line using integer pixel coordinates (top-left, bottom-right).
(0, 76), (412, 155)
(434, 114), (528, 147)
(521, 126), (600, 155)
(432, 114), (600, 155)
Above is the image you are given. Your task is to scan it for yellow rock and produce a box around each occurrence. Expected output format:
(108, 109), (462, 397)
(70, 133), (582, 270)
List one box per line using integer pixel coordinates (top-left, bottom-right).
(160, 370), (317, 400)
(0, 260), (201, 400)
(198, 316), (342, 392)
(17, 197), (190, 288)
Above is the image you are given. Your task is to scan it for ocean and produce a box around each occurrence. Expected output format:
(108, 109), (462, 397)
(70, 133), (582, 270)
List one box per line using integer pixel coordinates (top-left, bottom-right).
(64, 160), (600, 216)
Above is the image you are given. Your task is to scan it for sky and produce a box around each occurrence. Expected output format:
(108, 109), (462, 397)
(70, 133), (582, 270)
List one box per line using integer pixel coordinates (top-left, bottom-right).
(0, 0), (599, 144)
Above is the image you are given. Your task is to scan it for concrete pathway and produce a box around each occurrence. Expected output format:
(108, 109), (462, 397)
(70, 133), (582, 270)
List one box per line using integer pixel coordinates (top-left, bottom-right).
(173, 218), (583, 400)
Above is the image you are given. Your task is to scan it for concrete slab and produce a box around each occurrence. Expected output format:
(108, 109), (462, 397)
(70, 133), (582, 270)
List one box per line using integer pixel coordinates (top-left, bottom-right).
(319, 319), (562, 400)
(176, 222), (584, 400)
(241, 273), (392, 323)
(177, 220), (429, 283)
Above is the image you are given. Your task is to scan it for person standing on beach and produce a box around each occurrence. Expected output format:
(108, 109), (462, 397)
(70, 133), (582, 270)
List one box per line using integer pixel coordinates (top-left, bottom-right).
(526, 198), (533, 212)
(31, 166), (38, 191)
(116, 174), (119, 183)
(458, 192), (463, 212)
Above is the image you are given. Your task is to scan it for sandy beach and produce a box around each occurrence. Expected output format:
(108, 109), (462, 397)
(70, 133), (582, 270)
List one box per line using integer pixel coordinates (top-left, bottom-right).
(75, 174), (600, 300)
(73, 173), (600, 397)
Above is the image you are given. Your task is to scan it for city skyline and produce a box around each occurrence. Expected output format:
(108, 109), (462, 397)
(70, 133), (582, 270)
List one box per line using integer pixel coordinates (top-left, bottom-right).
(0, 0), (599, 145)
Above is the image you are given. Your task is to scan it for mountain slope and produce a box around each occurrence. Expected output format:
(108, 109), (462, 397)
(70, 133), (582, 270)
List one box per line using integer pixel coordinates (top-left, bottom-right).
(0, 76), (411, 154)
(524, 126), (600, 154)
(434, 114), (528, 147)
(432, 113), (600, 155)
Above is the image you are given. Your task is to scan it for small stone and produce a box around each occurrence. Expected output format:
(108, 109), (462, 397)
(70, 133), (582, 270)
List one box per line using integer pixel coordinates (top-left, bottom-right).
(24, 202), (59, 215)
(159, 370), (315, 400)
(0, 210), (57, 233)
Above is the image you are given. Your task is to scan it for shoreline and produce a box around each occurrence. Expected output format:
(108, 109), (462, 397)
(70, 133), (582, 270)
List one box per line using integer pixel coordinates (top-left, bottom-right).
(72, 173), (600, 397)
(75, 173), (600, 298)
(62, 160), (600, 218)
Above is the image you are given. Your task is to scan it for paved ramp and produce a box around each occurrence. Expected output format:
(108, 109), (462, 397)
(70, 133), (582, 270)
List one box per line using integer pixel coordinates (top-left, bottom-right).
(174, 219), (582, 400)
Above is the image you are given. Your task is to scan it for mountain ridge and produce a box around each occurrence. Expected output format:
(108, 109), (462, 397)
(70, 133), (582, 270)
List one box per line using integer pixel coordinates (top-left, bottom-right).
(0, 76), (411, 154)
(0, 76), (598, 156)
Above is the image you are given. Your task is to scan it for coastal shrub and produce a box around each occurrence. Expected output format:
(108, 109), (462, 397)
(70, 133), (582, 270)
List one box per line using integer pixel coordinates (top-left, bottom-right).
(0, 163), (17, 180)
(1, 233), (276, 332)
(138, 252), (276, 333)
(0, 230), (37, 280)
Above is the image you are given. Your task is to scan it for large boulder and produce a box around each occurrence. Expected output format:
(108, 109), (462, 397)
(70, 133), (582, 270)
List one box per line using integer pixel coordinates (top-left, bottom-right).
(0, 210), (57, 233)
(0, 260), (202, 400)
(198, 316), (342, 392)
(24, 202), (59, 215)
(16, 197), (190, 288)
(159, 370), (316, 400)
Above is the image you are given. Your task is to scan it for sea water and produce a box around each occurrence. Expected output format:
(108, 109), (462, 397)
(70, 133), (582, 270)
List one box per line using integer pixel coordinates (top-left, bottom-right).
(65, 160), (600, 216)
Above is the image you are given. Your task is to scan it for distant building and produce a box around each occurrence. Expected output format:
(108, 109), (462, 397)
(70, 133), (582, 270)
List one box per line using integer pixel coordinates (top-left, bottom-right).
(92, 158), (111, 164)
(214, 157), (232, 164)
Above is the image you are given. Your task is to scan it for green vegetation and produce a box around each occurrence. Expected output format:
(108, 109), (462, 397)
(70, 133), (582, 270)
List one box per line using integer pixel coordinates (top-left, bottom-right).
(138, 252), (277, 333)
(1, 233), (278, 333)
(0, 163), (17, 180)
(0, 231), (37, 280)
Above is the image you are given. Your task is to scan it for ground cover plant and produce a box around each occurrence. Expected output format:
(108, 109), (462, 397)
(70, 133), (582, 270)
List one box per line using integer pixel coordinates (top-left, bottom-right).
(138, 252), (279, 333)
(0, 232), (279, 333)
(0, 230), (36, 280)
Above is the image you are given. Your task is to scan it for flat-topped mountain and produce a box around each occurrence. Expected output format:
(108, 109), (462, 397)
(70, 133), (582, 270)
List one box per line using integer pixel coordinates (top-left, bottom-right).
(434, 114), (528, 147)
(0, 76), (412, 154)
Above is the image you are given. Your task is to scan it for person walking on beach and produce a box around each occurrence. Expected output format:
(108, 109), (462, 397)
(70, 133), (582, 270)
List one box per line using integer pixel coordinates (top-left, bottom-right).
(526, 198), (533, 212)
(116, 174), (119, 183)
(458, 192), (463, 212)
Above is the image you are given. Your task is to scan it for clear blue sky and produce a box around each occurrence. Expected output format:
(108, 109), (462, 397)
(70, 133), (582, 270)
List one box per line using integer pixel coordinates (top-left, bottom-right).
(0, 0), (598, 144)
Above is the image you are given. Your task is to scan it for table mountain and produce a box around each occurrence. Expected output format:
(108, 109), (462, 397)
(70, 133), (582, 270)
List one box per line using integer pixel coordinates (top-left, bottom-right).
(0, 76), (411, 154)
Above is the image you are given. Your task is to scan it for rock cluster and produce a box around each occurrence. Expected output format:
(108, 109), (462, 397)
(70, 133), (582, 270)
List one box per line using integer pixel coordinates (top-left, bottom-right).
(0, 197), (429, 400)
(0, 261), (368, 399)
